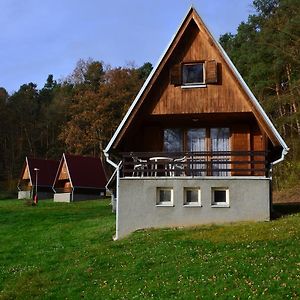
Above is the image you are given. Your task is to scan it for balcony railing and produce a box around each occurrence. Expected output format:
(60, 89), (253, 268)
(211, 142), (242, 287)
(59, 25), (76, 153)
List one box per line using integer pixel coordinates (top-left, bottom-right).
(121, 151), (269, 177)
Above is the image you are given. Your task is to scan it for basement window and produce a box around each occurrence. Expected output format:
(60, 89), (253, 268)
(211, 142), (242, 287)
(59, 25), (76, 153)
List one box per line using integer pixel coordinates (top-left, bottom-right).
(182, 63), (205, 86)
(156, 188), (174, 207)
(211, 187), (229, 207)
(184, 188), (201, 207)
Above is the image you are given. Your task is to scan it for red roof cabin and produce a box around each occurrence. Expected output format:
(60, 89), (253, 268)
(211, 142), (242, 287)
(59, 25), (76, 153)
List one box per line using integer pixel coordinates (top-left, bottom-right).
(53, 153), (107, 202)
(17, 157), (59, 200)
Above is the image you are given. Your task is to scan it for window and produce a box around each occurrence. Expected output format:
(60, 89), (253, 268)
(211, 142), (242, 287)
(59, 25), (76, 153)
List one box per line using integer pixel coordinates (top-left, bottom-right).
(164, 128), (183, 152)
(184, 188), (201, 206)
(187, 128), (207, 176)
(211, 128), (230, 176)
(182, 63), (204, 85)
(211, 188), (229, 207)
(156, 188), (174, 206)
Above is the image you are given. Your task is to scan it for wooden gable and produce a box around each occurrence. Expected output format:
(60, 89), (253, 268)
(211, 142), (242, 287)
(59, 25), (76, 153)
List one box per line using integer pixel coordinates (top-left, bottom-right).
(150, 18), (252, 115)
(58, 160), (69, 180)
(22, 164), (31, 180)
(105, 7), (287, 155)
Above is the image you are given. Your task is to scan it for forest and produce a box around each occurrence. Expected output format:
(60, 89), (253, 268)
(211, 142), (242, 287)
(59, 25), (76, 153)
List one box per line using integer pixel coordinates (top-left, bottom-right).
(0, 0), (299, 193)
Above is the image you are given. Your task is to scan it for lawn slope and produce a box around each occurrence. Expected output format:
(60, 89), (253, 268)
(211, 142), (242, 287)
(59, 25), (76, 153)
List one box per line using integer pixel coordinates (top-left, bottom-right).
(0, 200), (299, 299)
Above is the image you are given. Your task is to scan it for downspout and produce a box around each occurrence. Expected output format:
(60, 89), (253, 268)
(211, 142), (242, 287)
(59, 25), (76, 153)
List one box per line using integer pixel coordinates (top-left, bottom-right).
(104, 151), (122, 241)
(268, 148), (289, 219)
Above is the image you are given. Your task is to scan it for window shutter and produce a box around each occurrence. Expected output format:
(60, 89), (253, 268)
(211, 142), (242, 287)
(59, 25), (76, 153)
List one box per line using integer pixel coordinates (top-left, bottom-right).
(205, 60), (218, 84)
(170, 64), (182, 86)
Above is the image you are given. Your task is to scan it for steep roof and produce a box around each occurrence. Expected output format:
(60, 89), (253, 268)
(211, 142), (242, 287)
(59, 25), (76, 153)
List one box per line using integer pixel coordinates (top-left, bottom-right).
(104, 6), (288, 154)
(20, 157), (59, 187)
(55, 154), (107, 189)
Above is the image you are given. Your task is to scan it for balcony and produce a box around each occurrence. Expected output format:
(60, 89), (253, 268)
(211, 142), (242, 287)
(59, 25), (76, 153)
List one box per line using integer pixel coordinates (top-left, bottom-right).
(121, 151), (269, 177)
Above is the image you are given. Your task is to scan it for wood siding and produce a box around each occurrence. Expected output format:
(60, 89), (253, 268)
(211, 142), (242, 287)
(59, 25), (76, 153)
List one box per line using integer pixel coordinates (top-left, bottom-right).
(58, 162), (69, 180)
(149, 20), (252, 115)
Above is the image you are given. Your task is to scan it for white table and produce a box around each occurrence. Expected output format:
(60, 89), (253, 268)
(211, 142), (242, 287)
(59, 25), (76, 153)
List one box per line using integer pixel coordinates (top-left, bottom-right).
(149, 157), (173, 176)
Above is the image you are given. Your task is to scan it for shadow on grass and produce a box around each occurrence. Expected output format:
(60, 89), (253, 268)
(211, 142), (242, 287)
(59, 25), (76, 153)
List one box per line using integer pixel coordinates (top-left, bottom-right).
(271, 203), (300, 219)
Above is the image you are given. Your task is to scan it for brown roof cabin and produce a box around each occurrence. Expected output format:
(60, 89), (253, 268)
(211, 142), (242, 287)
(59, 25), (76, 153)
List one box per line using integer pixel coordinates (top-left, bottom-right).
(17, 157), (59, 200)
(53, 153), (107, 202)
(104, 7), (289, 240)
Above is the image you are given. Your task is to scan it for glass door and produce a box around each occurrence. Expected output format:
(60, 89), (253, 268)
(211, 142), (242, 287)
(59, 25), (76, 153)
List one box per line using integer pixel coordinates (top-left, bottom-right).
(210, 128), (230, 176)
(187, 128), (207, 175)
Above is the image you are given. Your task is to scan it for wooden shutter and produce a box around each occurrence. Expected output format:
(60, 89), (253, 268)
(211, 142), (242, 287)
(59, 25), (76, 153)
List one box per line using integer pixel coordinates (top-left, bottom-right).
(170, 64), (182, 86)
(205, 60), (218, 84)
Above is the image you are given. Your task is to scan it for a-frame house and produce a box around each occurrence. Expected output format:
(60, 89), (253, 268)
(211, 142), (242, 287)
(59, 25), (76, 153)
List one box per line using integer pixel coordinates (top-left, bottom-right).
(104, 7), (288, 239)
(53, 153), (107, 202)
(17, 157), (59, 200)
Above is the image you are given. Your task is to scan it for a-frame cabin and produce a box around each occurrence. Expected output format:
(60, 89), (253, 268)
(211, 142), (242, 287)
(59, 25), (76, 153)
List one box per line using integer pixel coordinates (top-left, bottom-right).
(53, 153), (107, 202)
(104, 7), (288, 239)
(17, 157), (59, 200)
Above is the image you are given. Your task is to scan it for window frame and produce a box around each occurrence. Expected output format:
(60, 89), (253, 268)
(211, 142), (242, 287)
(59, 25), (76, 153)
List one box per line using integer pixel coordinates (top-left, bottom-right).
(156, 187), (174, 207)
(211, 187), (230, 207)
(181, 62), (206, 87)
(183, 187), (202, 207)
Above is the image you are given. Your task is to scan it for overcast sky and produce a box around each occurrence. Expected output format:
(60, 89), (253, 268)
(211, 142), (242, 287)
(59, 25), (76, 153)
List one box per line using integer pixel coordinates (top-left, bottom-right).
(0, 0), (255, 94)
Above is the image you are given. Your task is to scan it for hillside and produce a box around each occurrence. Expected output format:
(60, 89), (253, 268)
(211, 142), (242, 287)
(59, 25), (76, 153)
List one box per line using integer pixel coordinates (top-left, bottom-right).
(0, 199), (299, 299)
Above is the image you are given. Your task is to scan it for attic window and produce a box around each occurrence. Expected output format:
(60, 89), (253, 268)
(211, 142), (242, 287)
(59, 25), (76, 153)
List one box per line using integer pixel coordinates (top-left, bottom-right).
(170, 60), (218, 86)
(182, 63), (204, 85)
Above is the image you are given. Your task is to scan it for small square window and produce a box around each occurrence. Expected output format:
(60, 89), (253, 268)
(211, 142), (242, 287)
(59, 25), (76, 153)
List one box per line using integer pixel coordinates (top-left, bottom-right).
(184, 188), (201, 206)
(211, 188), (229, 207)
(182, 63), (204, 85)
(156, 188), (174, 206)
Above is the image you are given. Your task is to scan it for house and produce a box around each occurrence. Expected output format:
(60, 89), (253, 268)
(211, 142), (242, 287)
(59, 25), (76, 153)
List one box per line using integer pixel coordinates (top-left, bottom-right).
(104, 7), (289, 239)
(17, 157), (59, 200)
(53, 153), (107, 202)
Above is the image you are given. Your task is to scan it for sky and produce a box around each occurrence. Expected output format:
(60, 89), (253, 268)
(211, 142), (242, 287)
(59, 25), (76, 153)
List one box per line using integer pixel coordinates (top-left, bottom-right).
(0, 0), (255, 94)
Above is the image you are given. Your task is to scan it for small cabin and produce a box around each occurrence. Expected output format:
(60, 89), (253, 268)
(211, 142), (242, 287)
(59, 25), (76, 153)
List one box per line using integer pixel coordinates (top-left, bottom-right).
(17, 157), (59, 200)
(53, 153), (107, 202)
(104, 7), (288, 239)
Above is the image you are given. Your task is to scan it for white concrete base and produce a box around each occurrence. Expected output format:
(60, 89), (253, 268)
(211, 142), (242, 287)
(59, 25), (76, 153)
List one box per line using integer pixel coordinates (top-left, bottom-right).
(18, 190), (31, 199)
(54, 193), (71, 202)
(116, 177), (271, 239)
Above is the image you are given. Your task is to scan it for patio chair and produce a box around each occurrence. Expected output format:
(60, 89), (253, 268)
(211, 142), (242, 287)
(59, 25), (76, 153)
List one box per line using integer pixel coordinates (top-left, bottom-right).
(172, 156), (187, 176)
(132, 156), (148, 177)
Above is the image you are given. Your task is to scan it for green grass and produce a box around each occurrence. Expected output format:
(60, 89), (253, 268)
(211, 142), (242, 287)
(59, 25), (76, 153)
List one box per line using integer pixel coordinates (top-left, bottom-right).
(0, 200), (299, 299)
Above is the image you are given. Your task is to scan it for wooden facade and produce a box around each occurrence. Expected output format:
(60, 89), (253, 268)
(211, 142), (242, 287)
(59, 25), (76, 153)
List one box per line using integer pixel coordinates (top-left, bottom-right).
(105, 7), (287, 178)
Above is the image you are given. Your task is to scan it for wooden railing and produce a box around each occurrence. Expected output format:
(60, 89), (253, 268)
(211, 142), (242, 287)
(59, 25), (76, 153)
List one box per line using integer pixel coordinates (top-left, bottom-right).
(121, 151), (269, 177)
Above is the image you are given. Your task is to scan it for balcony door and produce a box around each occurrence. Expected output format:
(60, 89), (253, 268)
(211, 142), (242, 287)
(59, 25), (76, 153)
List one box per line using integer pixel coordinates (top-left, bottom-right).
(211, 128), (230, 176)
(163, 127), (230, 176)
(187, 128), (207, 175)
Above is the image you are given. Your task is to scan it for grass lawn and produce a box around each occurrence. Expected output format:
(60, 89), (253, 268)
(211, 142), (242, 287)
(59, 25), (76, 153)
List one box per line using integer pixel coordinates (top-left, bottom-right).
(0, 199), (299, 299)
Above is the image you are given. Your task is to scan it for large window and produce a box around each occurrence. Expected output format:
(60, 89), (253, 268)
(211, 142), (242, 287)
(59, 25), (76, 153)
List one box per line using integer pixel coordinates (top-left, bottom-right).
(164, 128), (183, 152)
(182, 63), (204, 85)
(163, 127), (231, 176)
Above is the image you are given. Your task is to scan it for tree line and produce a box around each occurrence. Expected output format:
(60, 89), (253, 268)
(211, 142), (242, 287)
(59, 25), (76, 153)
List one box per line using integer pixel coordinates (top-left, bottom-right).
(1, 0), (299, 192)
(0, 60), (152, 191)
(219, 0), (300, 189)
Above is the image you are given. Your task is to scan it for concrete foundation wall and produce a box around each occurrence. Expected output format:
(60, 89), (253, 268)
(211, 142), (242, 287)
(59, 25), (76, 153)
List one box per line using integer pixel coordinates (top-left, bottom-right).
(18, 190), (31, 199)
(117, 177), (270, 239)
(54, 193), (71, 202)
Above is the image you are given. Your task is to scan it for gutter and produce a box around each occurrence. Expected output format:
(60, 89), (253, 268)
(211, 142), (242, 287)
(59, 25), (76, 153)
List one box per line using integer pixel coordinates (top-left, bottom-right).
(271, 148), (289, 166)
(103, 151), (122, 241)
